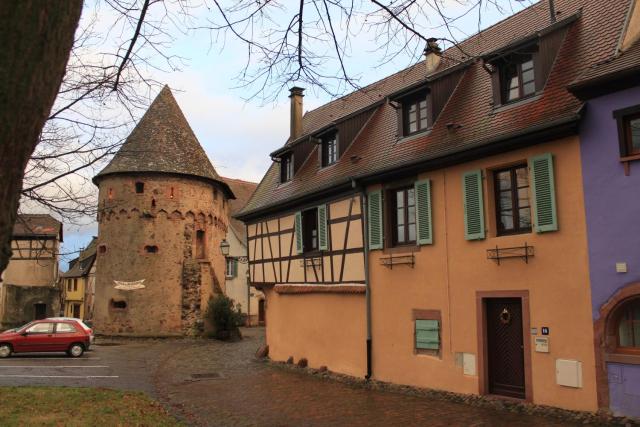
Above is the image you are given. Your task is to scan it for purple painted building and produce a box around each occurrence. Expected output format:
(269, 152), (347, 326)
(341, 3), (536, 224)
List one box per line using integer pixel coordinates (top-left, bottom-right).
(570, 32), (640, 417)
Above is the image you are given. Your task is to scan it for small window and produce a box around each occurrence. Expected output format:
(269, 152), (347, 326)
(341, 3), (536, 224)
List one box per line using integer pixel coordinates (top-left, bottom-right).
(415, 318), (440, 356)
(135, 182), (144, 193)
(402, 92), (429, 135)
(391, 187), (416, 246)
(56, 323), (77, 333)
(151, 198), (156, 208)
(213, 188), (217, 200)
(225, 257), (237, 278)
(108, 188), (114, 200)
(614, 106), (640, 158)
(616, 298), (640, 352)
(110, 300), (127, 310)
(321, 133), (338, 167)
(98, 244), (106, 254)
(501, 54), (535, 103)
(144, 245), (158, 253)
(170, 187), (175, 199)
(302, 208), (318, 252)
(67, 280), (72, 291)
(73, 278), (78, 291)
(280, 154), (294, 183)
(494, 164), (532, 235)
(196, 230), (205, 259)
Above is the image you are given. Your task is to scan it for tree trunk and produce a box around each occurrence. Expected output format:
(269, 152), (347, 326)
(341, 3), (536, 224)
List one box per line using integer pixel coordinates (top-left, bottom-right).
(0, 1), (82, 275)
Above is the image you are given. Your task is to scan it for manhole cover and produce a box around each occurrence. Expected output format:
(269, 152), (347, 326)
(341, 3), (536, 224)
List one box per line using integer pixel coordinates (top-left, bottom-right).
(191, 372), (222, 379)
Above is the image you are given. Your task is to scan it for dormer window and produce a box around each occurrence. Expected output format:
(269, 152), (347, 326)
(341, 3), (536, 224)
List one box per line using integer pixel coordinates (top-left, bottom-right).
(321, 132), (338, 167)
(501, 54), (535, 103)
(402, 91), (429, 136)
(281, 153), (294, 183)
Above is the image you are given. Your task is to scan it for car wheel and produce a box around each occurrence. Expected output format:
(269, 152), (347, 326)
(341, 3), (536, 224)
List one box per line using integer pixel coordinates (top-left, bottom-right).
(68, 343), (84, 358)
(0, 344), (11, 358)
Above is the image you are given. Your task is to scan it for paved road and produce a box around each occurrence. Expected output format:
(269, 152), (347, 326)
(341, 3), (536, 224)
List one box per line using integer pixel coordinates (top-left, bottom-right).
(0, 329), (588, 426)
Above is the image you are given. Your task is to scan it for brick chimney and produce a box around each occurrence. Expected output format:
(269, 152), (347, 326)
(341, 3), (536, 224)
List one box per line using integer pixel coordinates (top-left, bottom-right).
(289, 87), (304, 141)
(424, 38), (442, 74)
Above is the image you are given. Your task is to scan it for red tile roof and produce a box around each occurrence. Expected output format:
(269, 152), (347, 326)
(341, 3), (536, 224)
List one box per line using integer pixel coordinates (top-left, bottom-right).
(13, 214), (62, 240)
(239, 0), (633, 219)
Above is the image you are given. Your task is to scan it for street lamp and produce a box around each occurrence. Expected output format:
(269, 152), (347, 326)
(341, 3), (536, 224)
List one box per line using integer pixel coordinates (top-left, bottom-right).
(219, 239), (230, 256)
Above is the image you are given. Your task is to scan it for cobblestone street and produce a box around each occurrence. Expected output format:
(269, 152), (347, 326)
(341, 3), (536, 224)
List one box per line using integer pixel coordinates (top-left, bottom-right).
(147, 328), (587, 427)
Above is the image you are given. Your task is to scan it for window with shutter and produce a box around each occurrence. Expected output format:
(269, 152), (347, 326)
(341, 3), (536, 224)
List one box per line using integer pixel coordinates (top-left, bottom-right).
(529, 153), (558, 233)
(415, 319), (440, 351)
(317, 204), (328, 251)
(294, 212), (303, 254)
(415, 179), (433, 245)
(462, 170), (485, 240)
(368, 190), (383, 250)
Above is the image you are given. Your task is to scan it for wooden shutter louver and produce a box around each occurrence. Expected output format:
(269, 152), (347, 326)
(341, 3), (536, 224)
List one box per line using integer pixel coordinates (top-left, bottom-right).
(367, 190), (383, 250)
(529, 153), (558, 233)
(317, 204), (328, 251)
(233, 258), (238, 278)
(415, 319), (440, 350)
(415, 179), (433, 245)
(294, 212), (303, 254)
(462, 170), (485, 240)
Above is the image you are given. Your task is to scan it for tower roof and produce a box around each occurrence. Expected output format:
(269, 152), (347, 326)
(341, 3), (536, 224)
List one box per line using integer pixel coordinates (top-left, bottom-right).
(93, 85), (234, 198)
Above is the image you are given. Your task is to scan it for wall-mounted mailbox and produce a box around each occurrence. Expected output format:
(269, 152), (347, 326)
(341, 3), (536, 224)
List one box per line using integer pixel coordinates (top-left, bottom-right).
(556, 359), (583, 388)
(535, 337), (550, 353)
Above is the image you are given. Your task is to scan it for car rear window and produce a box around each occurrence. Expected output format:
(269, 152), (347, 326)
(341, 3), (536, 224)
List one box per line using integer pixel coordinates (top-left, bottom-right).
(56, 323), (77, 333)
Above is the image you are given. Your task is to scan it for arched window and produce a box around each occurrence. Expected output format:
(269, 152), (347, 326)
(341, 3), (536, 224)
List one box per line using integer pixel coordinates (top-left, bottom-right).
(616, 298), (640, 352)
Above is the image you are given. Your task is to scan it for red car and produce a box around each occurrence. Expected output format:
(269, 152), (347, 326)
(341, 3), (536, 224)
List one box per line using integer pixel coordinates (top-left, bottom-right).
(0, 319), (91, 358)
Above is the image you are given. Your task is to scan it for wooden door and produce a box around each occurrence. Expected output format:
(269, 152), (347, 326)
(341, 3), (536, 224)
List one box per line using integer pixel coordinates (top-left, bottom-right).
(34, 303), (46, 320)
(486, 298), (525, 399)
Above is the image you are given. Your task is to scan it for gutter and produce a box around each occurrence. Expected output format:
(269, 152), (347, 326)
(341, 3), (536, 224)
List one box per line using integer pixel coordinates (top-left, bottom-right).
(236, 112), (581, 222)
(351, 179), (372, 380)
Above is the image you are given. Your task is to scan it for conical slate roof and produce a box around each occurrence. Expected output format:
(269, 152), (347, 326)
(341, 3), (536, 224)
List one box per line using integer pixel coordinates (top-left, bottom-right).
(94, 85), (233, 198)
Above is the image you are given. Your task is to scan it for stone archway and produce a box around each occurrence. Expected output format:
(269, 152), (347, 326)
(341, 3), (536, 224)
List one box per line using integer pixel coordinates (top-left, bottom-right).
(593, 282), (640, 411)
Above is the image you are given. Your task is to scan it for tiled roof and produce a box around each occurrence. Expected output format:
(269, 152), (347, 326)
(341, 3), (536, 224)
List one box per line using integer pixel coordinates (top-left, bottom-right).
(94, 85), (234, 198)
(570, 38), (640, 90)
(62, 237), (97, 278)
(239, 0), (632, 218)
(13, 214), (62, 240)
(223, 177), (258, 243)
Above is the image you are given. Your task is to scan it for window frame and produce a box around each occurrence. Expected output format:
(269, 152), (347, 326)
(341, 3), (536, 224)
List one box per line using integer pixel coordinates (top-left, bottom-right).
(614, 105), (640, 159)
(390, 186), (417, 247)
(321, 133), (339, 167)
(280, 153), (294, 183)
(493, 164), (532, 236)
(225, 257), (236, 278)
(135, 182), (144, 194)
(402, 91), (429, 136)
(614, 297), (640, 355)
(500, 54), (536, 103)
(301, 208), (319, 253)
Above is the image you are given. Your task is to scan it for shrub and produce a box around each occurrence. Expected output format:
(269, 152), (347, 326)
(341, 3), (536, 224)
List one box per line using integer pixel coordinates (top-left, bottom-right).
(205, 294), (244, 340)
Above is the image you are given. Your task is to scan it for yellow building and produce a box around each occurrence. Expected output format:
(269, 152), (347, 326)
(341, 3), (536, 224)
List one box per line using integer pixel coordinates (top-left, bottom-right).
(237, 0), (634, 414)
(62, 238), (97, 320)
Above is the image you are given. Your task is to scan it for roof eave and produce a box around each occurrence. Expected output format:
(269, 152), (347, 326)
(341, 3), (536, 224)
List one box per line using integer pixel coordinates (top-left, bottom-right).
(568, 66), (640, 100)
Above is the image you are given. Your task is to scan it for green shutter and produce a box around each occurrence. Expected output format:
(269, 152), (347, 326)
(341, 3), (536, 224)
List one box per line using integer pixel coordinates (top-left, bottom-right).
(367, 190), (383, 250)
(294, 211), (303, 254)
(462, 170), (485, 240)
(233, 258), (238, 278)
(415, 319), (440, 350)
(530, 153), (558, 233)
(317, 204), (328, 251)
(415, 179), (433, 245)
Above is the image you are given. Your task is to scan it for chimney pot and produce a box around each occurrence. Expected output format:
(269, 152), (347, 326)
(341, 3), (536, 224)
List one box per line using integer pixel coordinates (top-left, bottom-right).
(289, 87), (305, 140)
(424, 39), (442, 74)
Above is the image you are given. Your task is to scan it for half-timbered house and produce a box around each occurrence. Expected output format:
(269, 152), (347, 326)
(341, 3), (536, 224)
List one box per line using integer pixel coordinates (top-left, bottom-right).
(237, 0), (638, 413)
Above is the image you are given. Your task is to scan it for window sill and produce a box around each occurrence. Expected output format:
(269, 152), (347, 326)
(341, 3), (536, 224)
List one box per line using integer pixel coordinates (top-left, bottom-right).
(383, 245), (420, 255)
(620, 153), (640, 176)
(274, 284), (366, 294)
(396, 129), (431, 145)
(491, 93), (541, 113)
(414, 349), (441, 359)
(605, 352), (640, 365)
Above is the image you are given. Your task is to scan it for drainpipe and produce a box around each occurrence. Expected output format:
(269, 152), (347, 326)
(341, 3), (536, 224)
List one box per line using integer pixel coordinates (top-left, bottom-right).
(354, 178), (372, 380)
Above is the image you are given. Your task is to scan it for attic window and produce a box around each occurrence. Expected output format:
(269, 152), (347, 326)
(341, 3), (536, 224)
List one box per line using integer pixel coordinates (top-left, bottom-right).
(321, 132), (338, 167)
(502, 55), (535, 102)
(144, 245), (158, 253)
(402, 91), (429, 136)
(135, 182), (144, 193)
(281, 153), (294, 183)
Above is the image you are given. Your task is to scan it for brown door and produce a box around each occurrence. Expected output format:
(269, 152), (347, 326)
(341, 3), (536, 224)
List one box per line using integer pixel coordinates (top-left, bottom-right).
(486, 298), (525, 399)
(258, 299), (265, 325)
(34, 304), (47, 320)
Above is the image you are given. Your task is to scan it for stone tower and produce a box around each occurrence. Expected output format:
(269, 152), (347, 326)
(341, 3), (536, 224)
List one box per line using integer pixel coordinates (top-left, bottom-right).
(92, 85), (234, 336)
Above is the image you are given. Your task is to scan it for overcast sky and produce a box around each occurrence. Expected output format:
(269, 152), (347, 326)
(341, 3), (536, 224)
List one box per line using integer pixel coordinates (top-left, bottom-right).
(55, 0), (532, 267)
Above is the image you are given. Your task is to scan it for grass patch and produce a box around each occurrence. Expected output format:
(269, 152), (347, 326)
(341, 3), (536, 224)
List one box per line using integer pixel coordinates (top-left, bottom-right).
(0, 387), (181, 427)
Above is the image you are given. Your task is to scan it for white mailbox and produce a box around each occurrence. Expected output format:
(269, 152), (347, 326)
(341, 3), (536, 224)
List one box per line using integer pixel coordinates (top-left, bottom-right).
(556, 359), (583, 388)
(535, 337), (549, 353)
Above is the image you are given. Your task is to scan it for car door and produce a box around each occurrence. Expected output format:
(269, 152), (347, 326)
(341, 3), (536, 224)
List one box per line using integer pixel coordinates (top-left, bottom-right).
(52, 322), (79, 351)
(22, 322), (56, 352)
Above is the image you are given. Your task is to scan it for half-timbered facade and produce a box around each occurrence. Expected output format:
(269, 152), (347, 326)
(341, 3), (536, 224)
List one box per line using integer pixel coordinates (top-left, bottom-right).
(238, 0), (638, 413)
